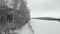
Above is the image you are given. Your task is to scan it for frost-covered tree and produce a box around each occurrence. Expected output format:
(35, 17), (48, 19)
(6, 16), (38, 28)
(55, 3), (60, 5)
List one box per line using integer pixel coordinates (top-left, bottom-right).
(0, 0), (30, 34)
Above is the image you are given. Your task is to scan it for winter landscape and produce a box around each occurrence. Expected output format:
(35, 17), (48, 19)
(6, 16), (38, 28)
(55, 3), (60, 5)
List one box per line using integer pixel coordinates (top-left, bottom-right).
(27, 0), (60, 34)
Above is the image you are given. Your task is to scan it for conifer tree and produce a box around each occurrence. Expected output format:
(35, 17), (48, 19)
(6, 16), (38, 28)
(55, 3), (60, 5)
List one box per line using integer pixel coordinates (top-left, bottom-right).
(0, 0), (30, 34)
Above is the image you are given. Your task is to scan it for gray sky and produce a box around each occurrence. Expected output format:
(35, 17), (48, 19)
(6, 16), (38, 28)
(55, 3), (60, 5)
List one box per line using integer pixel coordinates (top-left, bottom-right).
(27, 0), (60, 18)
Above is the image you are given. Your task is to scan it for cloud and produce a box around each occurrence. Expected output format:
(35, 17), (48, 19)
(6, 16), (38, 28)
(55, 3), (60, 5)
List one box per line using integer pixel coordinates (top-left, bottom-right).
(27, 0), (60, 18)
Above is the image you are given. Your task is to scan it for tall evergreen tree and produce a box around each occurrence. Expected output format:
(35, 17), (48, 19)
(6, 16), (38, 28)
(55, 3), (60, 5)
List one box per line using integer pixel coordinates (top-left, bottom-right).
(0, 0), (30, 34)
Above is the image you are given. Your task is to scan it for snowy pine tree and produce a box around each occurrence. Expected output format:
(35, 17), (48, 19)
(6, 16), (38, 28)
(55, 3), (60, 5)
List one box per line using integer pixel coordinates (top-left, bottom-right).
(0, 0), (30, 34)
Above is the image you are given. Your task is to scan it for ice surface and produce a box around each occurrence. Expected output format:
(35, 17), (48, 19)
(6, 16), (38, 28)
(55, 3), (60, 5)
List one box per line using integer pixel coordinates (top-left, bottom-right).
(30, 19), (60, 34)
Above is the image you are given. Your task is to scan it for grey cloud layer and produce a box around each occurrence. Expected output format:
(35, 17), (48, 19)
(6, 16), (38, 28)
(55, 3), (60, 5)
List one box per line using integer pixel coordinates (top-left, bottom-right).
(27, 0), (60, 10)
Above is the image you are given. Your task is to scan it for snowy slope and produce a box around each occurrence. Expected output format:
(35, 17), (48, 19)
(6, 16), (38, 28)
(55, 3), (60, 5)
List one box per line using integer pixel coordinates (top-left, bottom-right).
(30, 19), (60, 34)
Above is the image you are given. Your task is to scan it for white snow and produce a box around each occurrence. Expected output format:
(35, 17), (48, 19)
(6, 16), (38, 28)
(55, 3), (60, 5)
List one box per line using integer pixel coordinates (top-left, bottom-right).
(30, 19), (60, 34)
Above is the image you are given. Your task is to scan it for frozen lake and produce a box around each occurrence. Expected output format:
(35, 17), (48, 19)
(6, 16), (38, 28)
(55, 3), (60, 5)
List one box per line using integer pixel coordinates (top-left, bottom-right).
(30, 19), (60, 34)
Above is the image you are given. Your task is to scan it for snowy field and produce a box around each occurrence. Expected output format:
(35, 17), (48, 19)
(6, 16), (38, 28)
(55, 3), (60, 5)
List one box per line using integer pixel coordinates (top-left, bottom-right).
(30, 19), (60, 34)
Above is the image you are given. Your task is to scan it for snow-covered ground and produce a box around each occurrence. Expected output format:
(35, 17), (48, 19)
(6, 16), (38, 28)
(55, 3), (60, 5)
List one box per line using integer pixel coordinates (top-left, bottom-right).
(30, 19), (60, 34)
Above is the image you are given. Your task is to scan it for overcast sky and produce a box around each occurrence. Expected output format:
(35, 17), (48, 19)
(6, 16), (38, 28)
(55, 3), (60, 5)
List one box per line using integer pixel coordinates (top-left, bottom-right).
(27, 0), (60, 18)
